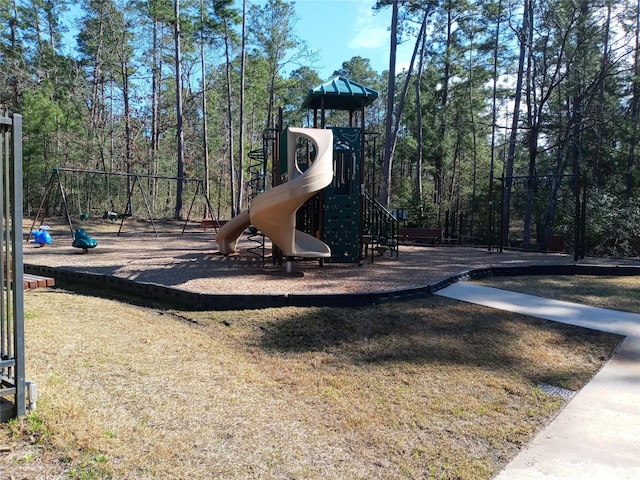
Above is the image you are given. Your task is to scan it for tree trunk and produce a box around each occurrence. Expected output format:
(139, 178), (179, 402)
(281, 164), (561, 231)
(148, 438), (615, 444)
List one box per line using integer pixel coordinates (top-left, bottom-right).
(200, 0), (211, 206)
(223, 27), (236, 217)
(237, 0), (247, 213)
(433, 8), (454, 226)
(379, 0), (398, 208)
(89, 13), (104, 134)
(174, 0), (185, 219)
(415, 19), (427, 214)
(541, 155), (567, 250)
(570, 0), (590, 261)
(627, 0), (640, 197)
(151, 17), (161, 211)
(501, 0), (529, 247)
(488, 1), (503, 251)
(522, 0), (535, 248)
(379, 3), (432, 210)
(467, 21), (479, 238)
(122, 59), (133, 213)
(595, 2), (611, 189)
(449, 115), (462, 215)
(44, 0), (56, 50)
(9, 0), (20, 108)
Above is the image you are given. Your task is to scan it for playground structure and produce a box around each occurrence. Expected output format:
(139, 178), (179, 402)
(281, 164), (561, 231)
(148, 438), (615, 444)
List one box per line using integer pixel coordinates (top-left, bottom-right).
(26, 77), (399, 267)
(217, 76), (399, 266)
(216, 127), (334, 269)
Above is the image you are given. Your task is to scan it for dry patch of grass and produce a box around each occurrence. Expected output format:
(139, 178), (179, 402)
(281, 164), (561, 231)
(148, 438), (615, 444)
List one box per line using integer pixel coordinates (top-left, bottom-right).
(1, 289), (621, 479)
(474, 275), (640, 313)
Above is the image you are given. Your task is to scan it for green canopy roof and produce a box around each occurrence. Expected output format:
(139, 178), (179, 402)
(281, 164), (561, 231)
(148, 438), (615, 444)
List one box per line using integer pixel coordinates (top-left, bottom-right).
(302, 76), (379, 111)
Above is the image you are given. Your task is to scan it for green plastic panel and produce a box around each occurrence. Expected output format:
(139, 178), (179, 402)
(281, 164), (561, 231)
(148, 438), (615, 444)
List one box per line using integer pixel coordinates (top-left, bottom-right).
(323, 195), (360, 263)
(323, 127), (362, 263)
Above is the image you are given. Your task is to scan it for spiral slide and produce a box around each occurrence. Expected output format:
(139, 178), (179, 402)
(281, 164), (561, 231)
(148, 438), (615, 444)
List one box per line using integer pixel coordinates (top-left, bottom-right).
(215, 211), (250, 255)
(215, 127), (334, 258)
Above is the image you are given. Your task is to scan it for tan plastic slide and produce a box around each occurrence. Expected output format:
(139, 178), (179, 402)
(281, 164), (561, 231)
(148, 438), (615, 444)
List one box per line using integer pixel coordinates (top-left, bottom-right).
(215, 210), (250, 255)
(215, 127), (334, 258)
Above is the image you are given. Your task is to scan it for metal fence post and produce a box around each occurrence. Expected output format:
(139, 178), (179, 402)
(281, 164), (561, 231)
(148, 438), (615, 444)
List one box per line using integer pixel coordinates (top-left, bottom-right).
(1, 112), (25, 421)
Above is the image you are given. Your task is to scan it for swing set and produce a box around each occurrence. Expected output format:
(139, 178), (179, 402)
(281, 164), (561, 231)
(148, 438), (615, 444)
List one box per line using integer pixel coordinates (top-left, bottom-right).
(28, 167), (218, 240)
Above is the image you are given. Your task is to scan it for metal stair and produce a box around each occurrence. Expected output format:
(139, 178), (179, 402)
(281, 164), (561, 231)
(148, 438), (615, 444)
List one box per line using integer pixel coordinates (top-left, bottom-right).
(362, 191), (398, 257)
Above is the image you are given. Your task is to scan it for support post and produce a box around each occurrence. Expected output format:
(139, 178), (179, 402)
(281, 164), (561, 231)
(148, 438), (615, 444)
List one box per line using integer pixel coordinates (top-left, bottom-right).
(1, 113), (26, 420)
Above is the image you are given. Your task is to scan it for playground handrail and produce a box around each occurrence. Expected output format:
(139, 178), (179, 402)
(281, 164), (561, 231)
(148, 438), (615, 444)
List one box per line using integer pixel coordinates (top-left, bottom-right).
(363, 191), (399, 256)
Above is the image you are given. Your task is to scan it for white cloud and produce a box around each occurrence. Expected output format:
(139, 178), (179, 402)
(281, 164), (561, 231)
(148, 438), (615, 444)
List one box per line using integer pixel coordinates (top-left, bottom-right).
(348, 0), (390, 50)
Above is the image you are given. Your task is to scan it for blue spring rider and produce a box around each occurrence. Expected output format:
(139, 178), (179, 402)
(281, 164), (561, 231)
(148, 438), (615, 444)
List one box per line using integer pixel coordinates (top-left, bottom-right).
(72, 228), (97, 253)
(31, 226), (53, 246)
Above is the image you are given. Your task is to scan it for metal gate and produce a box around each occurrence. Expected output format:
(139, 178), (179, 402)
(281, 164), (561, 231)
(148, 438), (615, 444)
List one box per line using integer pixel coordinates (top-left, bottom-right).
(1, 113), (25, 421)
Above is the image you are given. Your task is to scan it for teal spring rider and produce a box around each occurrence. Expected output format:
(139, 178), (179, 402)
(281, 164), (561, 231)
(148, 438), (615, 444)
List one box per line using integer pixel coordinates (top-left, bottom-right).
(72, 228), (98, 253)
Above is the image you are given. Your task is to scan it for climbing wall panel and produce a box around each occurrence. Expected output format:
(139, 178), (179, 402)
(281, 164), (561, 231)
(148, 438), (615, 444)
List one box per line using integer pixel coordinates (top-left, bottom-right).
(323, 196), (360, 263)
(323, 127), (362, 263)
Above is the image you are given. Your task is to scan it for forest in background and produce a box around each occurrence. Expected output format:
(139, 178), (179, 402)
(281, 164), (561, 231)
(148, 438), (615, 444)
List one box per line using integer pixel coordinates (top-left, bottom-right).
(2, 0), (640, 257)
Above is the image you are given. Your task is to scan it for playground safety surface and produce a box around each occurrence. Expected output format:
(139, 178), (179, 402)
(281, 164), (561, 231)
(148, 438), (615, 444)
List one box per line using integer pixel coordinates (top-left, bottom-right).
(22, 220), (640, 297)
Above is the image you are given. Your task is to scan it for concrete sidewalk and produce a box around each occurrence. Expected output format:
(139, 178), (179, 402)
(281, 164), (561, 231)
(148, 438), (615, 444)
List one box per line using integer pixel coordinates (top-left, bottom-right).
(436, 282), (640, 480)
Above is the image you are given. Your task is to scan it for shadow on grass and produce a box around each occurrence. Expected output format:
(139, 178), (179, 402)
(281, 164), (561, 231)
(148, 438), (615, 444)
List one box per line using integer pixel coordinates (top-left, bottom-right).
(47, 279), (622, 391)
(258, 297), (622, 389)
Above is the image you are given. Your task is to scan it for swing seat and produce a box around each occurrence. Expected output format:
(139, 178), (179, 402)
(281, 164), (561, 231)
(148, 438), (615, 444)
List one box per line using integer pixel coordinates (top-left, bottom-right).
(72, 228), (98, 253)
(103, 211), (120, 221)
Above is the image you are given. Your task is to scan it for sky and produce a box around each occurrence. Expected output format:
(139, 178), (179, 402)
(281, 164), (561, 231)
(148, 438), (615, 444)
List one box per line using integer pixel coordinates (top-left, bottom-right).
(245, 0), (412, 80)
(61, 0), (411, 82)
